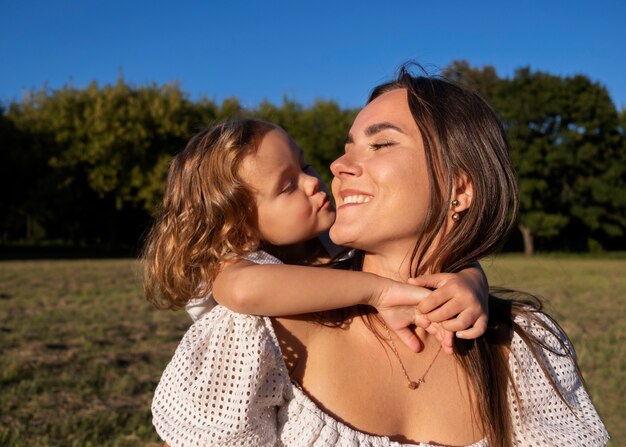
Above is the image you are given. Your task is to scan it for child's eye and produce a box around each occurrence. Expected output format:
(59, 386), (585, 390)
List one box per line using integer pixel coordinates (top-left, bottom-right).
(280, 180), (297, 194)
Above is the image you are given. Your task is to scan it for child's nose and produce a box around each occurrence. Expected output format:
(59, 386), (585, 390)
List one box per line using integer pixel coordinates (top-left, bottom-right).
(303, 172), (320, 195)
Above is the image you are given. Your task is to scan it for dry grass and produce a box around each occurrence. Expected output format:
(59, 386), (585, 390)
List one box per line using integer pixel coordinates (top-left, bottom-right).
(483, 254), (625, 446)
(0, 256), (623, 445)
(0, 259), (188, 446)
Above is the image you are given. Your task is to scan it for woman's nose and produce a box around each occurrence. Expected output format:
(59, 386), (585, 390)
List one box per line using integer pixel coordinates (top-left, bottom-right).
(330, 153), (361, 177)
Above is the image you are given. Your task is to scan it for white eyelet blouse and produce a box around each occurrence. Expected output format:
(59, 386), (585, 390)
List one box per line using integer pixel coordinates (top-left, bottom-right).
(152, 251), (609, 446)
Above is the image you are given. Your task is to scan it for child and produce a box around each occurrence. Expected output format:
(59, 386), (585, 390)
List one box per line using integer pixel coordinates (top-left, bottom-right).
(143, 119), (488, 351)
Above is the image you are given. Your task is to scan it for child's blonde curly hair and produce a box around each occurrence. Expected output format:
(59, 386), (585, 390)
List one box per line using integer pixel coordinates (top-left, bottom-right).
(142, 119), (276, 309)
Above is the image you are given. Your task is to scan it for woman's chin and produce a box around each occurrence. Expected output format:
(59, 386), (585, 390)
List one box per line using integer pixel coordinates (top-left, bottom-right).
(328, 226), (358, 248)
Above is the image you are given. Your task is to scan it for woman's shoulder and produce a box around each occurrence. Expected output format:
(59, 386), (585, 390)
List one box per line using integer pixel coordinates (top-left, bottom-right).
(509, 308), (580, 393)
(152, 306), (291, 446)
(508, 308), (610, 446)
(512, 309), (574, 356)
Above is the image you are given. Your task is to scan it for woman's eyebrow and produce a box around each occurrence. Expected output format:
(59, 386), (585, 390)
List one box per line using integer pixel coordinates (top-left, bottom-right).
(365, 122), (404, 136)
(345, 122), (405, 145)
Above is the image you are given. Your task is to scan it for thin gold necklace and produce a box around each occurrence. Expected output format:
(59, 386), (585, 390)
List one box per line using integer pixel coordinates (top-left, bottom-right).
(380, 321), (443, 390)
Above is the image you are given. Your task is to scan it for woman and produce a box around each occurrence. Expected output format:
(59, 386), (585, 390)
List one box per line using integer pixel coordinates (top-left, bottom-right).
(152, 69), (608, 446)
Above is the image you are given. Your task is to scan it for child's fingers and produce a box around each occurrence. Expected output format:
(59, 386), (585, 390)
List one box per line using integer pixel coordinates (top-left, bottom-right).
(407, 274), (448, 289)
(415, 287), (452, 314)
(424, 300), (466, 323)
(439, 309), (481, 332)
(414, 313), (431, 329)
(456, 315), (488, 339)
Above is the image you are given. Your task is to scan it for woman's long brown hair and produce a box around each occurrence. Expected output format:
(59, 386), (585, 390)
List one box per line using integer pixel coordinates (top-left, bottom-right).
(142, 120), (275, 309)
(363, 66), (578, 446)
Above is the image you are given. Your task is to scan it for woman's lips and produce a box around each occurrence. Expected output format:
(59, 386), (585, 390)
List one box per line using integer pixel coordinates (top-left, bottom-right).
(337, 189), (373, 208)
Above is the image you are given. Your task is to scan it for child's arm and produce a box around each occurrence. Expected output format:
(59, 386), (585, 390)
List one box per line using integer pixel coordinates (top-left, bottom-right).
(408, 262), (489, 339)
(212, 259), (430, 316)
(213, 260), (433, 351)
(213, 261), (488, 353)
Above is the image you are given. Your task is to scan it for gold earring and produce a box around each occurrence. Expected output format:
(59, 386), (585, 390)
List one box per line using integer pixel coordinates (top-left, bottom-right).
(452, 212), (461, 221)
(451, 199), (460, 207)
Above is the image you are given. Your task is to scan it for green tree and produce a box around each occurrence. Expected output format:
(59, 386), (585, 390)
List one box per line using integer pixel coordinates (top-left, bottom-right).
(1, 99), (68, 244)
(442, 62), (626, 254)
(217, 97), (247, 121)
(3, 70), (624, 253)
(443, 60), (503, 104)
(296, 100), (358, 184)
(500, 68), (625, 254)
(6, 79), (214, 248)
(0, 105), (36, 241)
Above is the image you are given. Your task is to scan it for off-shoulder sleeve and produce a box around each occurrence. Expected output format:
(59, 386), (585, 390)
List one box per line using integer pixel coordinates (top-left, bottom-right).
(509, 312), (609, 446)
(151, 305), (289, 446)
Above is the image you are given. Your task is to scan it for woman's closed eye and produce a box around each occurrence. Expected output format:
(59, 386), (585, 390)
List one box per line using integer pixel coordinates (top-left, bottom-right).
(369, 140), (396, 151)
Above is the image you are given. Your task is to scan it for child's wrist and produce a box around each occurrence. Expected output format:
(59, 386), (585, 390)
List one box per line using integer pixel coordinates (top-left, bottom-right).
(367, 275), (394, 309)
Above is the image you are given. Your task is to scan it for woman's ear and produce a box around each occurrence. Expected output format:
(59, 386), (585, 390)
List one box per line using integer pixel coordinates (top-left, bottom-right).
(451, 171), (473, 212)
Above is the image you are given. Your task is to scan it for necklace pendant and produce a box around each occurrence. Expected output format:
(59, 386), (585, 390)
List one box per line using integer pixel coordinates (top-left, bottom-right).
(408, 378), (425, 390)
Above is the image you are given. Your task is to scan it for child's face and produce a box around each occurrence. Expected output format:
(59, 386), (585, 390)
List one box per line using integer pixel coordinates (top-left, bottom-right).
(239, 128), (336, 246)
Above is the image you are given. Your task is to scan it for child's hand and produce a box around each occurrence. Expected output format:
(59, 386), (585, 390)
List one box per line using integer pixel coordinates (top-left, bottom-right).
(407, 270), (488, 340)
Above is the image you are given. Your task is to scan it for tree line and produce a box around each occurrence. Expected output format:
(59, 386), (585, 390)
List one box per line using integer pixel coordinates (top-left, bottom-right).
(1, 61), (625, 256)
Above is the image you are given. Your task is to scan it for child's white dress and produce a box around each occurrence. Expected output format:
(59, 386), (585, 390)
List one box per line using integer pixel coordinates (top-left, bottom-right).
(152, 251), (609, 446)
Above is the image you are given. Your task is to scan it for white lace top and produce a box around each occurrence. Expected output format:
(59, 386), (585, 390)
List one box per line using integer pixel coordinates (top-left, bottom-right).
(152, 252), (609, 446)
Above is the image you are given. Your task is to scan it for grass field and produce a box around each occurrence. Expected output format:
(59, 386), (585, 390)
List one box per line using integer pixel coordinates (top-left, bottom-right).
(0, 256), (623, 446)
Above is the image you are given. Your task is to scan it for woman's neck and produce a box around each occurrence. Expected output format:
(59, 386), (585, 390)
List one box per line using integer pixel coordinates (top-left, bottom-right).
(361, 250), (414, 282)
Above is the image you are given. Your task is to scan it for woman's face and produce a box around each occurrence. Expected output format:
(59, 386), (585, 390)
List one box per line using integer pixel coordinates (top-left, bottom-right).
(329, 88), (431, 257)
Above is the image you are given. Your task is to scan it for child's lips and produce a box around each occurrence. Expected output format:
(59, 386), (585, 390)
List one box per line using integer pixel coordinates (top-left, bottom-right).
(319, 194), (332, 210)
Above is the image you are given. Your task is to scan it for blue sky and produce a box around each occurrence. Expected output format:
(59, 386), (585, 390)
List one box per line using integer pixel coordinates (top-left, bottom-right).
(2, 0), (625, 110)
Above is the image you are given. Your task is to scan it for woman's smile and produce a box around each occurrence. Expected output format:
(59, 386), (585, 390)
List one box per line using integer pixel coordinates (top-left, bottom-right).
(336, 189), (374, 208)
